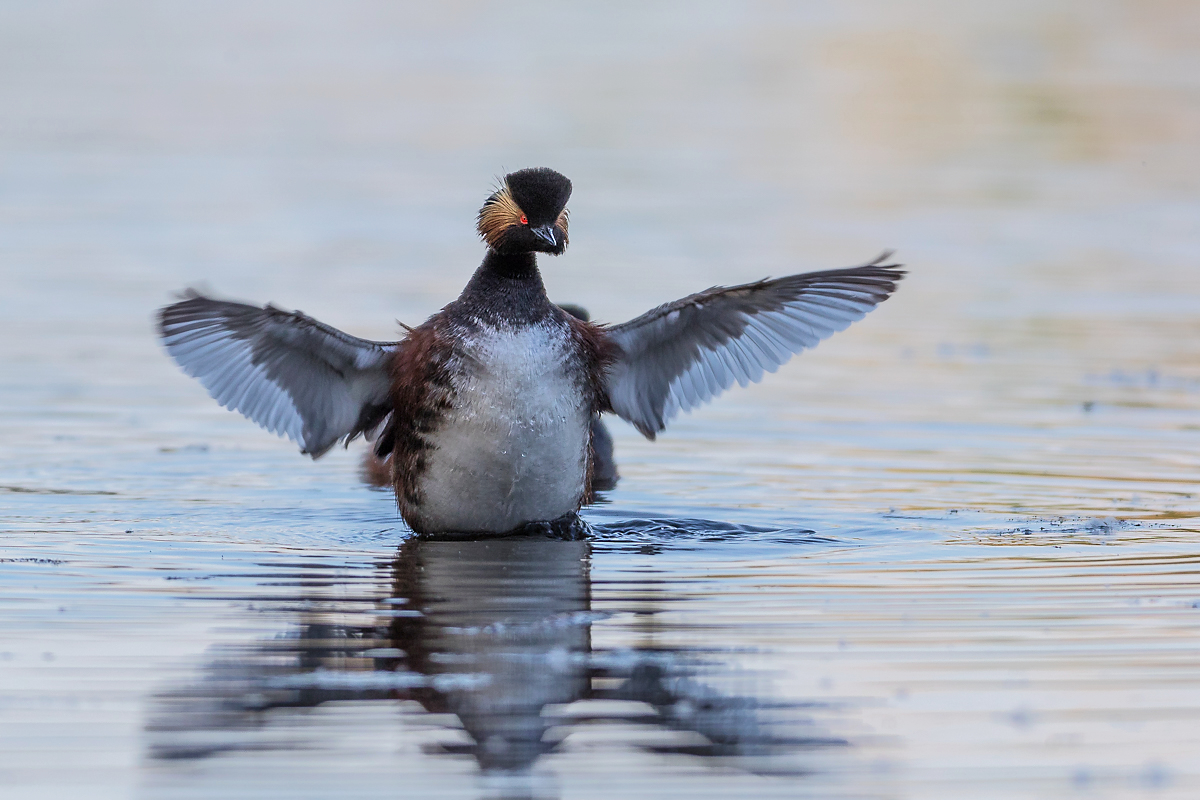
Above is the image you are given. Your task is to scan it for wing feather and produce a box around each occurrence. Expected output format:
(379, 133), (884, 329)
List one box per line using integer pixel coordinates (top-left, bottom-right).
(158, 290), (400, 457)
(604, 254), (904, 438)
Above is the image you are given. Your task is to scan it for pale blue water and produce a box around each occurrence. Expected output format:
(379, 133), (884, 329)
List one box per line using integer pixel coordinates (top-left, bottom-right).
(2, 2), (1199, 798)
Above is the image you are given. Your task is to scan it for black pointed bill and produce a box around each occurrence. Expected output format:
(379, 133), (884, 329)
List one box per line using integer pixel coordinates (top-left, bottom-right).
(532, 224), (558, 248)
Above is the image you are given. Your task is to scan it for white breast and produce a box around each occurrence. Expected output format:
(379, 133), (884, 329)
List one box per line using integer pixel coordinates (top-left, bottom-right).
(413, 321), (591, 533)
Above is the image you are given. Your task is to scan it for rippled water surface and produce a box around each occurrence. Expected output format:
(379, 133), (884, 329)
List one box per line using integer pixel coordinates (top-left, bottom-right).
(2, 2), (1199, 798)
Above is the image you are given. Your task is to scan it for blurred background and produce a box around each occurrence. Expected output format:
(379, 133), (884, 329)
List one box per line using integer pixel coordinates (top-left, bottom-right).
(1, 2), (1198, 798)
(2, 0), (1197, 519)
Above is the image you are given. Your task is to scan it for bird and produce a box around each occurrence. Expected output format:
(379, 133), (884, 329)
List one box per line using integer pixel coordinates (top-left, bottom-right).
(158, 167), (903, 535)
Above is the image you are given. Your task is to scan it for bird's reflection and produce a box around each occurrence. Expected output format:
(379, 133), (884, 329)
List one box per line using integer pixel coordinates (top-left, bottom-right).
(148, 533), (844, 789)
(390, 536), (592, 770)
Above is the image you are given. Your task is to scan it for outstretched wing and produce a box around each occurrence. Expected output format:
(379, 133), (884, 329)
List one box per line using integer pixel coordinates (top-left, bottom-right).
(604, 254), (904, 438)
(157, 290), (400, 457)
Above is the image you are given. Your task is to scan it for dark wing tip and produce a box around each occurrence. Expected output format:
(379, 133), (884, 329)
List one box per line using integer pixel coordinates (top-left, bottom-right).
(863, 250), (906, 280)
(156, 288), (220, 333)
(811, 253), (905, 302)
(300, 443), (334, 460)
(156, 295), (187, 337)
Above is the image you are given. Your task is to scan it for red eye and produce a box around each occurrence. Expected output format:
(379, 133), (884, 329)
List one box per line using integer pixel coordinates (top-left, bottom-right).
(520, 214), (528, 225)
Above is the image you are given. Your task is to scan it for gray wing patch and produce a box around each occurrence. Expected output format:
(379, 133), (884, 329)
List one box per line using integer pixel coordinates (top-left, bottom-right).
(158, 291), (399, 457)
(604, 254), (904, 438)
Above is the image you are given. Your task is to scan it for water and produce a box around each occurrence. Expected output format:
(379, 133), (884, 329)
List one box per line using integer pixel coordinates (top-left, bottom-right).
(2, 2), (1199, 798)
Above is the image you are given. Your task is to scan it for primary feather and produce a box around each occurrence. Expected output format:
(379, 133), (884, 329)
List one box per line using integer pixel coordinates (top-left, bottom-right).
(603, 254), (904, 438)
(157, 291), (399, 457)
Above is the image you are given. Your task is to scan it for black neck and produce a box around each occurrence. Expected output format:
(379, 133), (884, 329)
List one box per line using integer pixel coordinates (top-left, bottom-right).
(454, 250), (554, 327)
(481, 250), (538, 280)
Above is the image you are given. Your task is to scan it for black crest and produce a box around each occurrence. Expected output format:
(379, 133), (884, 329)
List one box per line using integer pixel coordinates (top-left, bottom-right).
(505, 167), (572, 224)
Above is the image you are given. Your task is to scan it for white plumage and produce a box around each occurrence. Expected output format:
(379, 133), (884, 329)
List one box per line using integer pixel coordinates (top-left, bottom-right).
(411, 320), (591, 534)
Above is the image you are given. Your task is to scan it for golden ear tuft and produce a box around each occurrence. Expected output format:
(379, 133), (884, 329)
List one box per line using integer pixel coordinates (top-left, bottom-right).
(556, 207), (570, 247)
(477, 184), (524, 248)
